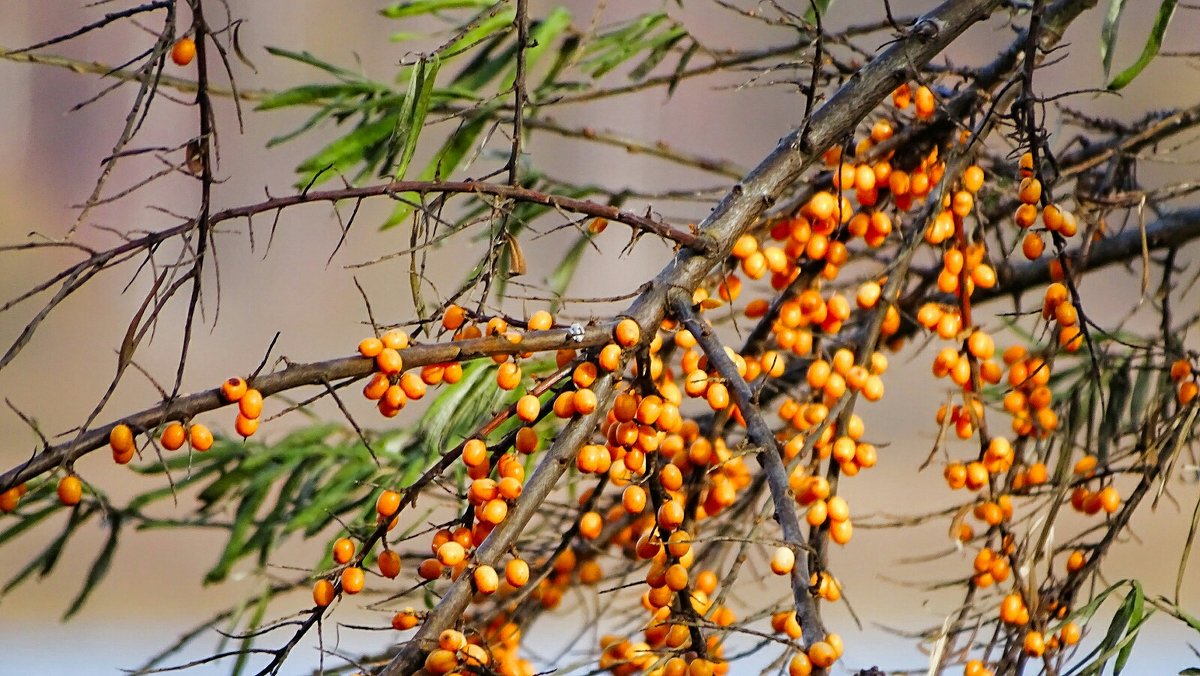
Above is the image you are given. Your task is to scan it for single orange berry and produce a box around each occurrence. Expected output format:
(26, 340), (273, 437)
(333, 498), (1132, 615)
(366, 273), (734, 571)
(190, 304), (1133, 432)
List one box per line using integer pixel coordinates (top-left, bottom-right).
(332, 537), (355, 565)
(312, 579), (335, 607)
(516, 394), (540, 422)
(473, 564), (499, 594)
(391, 608), (419, 630)
(161, 422), (187, 451)
(614, 318), (641, 347)
(57, 475), (83, 506)
(171, 37), (196, 66)
(189, 423), (213, 451)
(221, 377), (248, 402)
(770, 546), (795, 575)
(109, 423), (135, 454)
(375, 549), (402, 578)
(238, 389), (264, 419)
(527, 310), (553, 331)
(506, 558), (530, 587)
(376, 489), (401, 518)
(340, 567), (365, 594)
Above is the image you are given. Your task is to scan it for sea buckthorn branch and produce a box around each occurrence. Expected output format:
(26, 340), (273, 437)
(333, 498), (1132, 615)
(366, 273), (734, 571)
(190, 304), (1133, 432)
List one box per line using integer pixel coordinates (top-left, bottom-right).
(379, 373), (619, 675)
(670, 291), (827, 649)
(208, 179), (713, 253)
(0, 324), (615, 493)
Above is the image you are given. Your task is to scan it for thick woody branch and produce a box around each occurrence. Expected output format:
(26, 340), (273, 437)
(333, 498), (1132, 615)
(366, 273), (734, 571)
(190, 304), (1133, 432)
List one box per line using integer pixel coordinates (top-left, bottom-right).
(0, 323), (615, 492)
(670, 292), (827, 647)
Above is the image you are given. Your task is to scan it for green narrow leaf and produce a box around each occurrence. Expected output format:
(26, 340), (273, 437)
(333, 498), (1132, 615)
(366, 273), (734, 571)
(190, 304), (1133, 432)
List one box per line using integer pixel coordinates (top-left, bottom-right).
(394, 55), (441, 181)
(1114, 582), (1145, 674)
(1101, 0), (1129, 80)
(1099, 360), (1131, 463)
(63, 514), (120, 619)
(443, 8), (518, 57)
(500, 7), (572, 92)
(264, 47), (359, 79)
(629, 29), (688, 80)
(0, 504), (59, 548)
(296, 114), (399, 187)
(546, 233), (592, 313)
(804, 0), (835, 23)
(231, 582), (273, 676)
(668, 40), (700, 97)
(3, 506), (93, 595)
(255, 83), (382, 111)
(381, 105), (495, 228)
(381, 0), (496, 19)
(1108, 0), (1178, 90)
(204, 483), (271, 584)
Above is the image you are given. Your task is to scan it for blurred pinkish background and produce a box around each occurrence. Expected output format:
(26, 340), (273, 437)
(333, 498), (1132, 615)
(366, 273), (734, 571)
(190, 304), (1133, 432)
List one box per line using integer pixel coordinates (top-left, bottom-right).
(2, 1), (1199, 674)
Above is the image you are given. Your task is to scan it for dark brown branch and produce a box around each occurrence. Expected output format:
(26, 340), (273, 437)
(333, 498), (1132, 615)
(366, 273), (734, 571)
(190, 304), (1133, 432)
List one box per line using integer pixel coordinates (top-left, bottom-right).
(670, 291), (827, 647)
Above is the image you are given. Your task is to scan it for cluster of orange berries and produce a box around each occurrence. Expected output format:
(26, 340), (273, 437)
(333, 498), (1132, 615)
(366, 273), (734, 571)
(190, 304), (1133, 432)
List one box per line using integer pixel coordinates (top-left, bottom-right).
(417, 628), (494, 675)
(1067, 455), (1122, 515)
(1170, 357), (1198, 405)
(360, 328), (445, 417)
(998, 345), (1059, 438)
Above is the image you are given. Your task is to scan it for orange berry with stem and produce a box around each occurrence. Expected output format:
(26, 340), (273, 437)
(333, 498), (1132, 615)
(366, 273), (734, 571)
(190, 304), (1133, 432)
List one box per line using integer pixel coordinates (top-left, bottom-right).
(496, 361), (522, 390)
(963, 165), (985, 193)
(1023, 630), (1045, 657)
(234, 414), (259, 438)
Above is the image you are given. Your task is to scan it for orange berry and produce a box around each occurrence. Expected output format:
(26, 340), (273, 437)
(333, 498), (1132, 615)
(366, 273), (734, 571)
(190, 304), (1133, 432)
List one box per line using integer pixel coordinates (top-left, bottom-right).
(220, 377), (248, 403)
(1018, 177), (1042, 204)
(506, 558), (530, 587)
(378, 549), (402, 579)
(57, 475), (83, 506)
(481, 498), (509, 524)
(599, 343), (623, 372)
(963, 165), (985, 193)
(376, 489), (401, 517)
(189, 423), (213, 451)
(1023, 630), (1045, 657)
(234, 413), (259, 438)
(496, 361), (522, 390)
(527, 310), (553, 331)
(357, 338), (383, 359)
(312, 579), (335, 607)
(808, 641), (838, 668)
(914, 85), (935, 119)
(109, 423), (135, 454)
(623, 485), (647, 514)
(437, 541), (466, 567)
(516, 394), (540, 422)
(340, 567), (365, 594)
(160, 422), (186, 451)
(332, 537), (355, 564)
(514, 426), (539, 453)
(615, 319), (641, 347)
(238, 389), (264, 419)
(1060, 621), (1082, 645)
(376, 348), (403, 375)
(770, 546), (795, 575)
(474, 564), (499, 594)
(171, 37), (196, 66)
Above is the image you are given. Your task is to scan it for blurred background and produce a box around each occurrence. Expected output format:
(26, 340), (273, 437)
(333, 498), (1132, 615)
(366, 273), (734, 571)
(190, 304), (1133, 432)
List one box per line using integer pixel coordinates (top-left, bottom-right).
(1, 1), (1199, 674)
